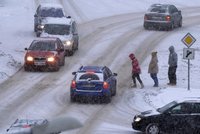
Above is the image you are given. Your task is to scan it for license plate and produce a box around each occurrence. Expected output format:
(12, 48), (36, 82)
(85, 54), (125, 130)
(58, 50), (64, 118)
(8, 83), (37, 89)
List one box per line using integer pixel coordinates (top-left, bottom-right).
(34, 61), (46, 66)
(83, 84), (95, 88)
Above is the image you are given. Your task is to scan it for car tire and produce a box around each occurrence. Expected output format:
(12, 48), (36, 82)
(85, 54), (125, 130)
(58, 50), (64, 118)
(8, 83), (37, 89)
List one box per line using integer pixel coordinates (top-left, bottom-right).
(179, 19), (182, 27)
(112, 81), (117, 96)
(145, 123), (160, 134)
(61, 57), (65, 66)
(103, 94), (111, 104)
(54, 60), (60, 71)
(70, 96), (76, 102)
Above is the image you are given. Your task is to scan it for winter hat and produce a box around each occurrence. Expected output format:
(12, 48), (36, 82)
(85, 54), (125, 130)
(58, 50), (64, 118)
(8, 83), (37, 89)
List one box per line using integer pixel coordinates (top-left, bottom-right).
(151, 51), (157, 56)
(129, 53), (135, 58)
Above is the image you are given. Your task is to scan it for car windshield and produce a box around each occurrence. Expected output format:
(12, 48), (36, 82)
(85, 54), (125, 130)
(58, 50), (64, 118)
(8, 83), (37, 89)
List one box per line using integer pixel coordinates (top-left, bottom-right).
(29, 41), (56, 51)
(39, 8), (64, 17)
(44, 24), (70, 35)
(148, 6), (167, 13)
(157, 101), (178, 113)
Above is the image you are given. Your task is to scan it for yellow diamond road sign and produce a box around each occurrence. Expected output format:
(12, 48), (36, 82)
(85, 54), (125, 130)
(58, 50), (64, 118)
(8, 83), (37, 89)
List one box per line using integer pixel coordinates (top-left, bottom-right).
(182, 33), (196, 48)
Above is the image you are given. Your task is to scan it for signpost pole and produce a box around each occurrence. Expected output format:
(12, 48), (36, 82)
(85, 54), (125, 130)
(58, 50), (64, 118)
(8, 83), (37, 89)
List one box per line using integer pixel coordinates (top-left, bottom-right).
(188, 59), (190, 91)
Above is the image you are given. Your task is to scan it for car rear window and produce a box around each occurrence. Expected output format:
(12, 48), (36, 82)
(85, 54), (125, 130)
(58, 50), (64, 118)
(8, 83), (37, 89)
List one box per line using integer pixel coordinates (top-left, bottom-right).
(149, 6), (167, 13)
(76, 72), (103, 81)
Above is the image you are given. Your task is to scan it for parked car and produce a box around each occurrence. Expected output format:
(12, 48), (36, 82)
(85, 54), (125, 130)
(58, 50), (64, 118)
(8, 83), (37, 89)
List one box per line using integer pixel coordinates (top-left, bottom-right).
(24, 37), (65, 72)
(132, 99), (200, 134)
(38, 17), (79, 56)
(34, 3), (66, 32)
(6, 119), (60, 134)
(143, 4), (182, 30)
(70, 66), (117, 103)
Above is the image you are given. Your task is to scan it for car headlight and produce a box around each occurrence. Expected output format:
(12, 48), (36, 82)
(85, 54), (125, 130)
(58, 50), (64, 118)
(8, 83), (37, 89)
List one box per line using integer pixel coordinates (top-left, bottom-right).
(26, 56), (34, 61)
(47, 57), (55, 62)
(134, 117), (142, 122)
(63, 40), (73, 46)
(38, 25), (44, 29)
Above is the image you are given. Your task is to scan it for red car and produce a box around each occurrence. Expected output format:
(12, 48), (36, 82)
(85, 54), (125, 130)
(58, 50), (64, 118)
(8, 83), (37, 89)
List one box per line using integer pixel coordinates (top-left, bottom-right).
(24, 37), (65, 71)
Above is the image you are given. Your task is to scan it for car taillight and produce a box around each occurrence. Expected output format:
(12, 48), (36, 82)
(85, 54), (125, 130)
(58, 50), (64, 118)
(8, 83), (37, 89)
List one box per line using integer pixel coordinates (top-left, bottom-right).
(165, 16), (171, 21)
(71, 80), (76, 88)
(23, 125), (30, 128)
(103, 82), (109, 89)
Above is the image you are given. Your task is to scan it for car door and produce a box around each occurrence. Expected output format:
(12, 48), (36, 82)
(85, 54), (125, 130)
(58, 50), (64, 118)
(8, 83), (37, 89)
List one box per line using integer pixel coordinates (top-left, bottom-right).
(104, 67), (116, 92)
(162, 103), (193, 133)
(170, 5), (181, 26)
(190, 103), (200, 130)
(56, 39), (65, 61)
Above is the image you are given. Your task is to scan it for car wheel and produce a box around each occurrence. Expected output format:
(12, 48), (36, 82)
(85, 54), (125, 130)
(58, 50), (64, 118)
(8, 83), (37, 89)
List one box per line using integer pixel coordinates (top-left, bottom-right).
(70, 96), (76, 102)
(179, 19), (182, 27)
(112, 81), (117, 96)
(103, 94), (111, 104)
(54, 60), (60, 71)
(61, 57), (65, 66)
(145, 123), (160, 134)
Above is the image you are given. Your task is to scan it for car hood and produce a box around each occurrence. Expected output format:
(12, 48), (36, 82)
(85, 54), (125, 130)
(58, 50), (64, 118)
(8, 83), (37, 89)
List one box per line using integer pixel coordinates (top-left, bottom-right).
(40, 33), (72, 42)
(26, 51), (56, 57)
(140, 109), (160, 117)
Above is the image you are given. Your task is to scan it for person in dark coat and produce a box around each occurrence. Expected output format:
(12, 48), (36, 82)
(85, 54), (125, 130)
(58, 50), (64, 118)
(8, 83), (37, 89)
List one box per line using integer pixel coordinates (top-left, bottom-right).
(168, 46), (178, 85)
(148, 51), (159, 87)
(129, 53), (144, 89)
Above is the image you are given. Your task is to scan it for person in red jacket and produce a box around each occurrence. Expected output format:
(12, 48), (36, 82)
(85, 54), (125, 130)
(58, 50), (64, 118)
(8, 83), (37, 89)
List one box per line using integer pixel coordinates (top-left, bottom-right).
(129, 53), (144, 89)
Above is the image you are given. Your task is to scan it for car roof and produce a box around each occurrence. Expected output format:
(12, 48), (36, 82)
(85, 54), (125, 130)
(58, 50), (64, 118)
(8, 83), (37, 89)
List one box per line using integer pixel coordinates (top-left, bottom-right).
(176, 98), (200, 103)
(43, 17), (73, 25)
(78, 66), (105, 73)
(33, 37), (59, 42)
(39, 3), (64, 9)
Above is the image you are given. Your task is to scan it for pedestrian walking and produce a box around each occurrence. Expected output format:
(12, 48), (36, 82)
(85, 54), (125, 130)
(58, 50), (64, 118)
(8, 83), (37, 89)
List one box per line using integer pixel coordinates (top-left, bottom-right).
(168, 46), (178, 85)
(148, 51), (159, 87)
(129, 53), (144, 89)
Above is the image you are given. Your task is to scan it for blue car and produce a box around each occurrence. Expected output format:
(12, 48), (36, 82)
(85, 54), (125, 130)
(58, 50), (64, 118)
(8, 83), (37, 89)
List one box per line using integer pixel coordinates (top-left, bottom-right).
(70, 66), (117, 103)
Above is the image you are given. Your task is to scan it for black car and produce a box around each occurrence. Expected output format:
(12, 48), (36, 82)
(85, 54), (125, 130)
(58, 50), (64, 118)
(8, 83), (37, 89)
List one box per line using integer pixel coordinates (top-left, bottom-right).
(34, 3), (66, 32)
(143, 4), (182, 30)
(132, 99), (200, 134)
(70, 66), (117, 103)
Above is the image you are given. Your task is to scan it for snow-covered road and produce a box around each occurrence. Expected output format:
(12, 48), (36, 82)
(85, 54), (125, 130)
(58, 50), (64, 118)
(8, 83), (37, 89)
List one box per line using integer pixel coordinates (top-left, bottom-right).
(1, 0), (200, 133)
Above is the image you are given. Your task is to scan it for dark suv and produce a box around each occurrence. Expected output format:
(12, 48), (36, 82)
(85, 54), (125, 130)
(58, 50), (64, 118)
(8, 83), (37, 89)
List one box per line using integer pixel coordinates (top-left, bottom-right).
(34, 3), (66, 32)
(144, 4), (182, 30)
(70, 66), (117, 103)
(24, 37), (65, 71)
(132, 99), (200, 134)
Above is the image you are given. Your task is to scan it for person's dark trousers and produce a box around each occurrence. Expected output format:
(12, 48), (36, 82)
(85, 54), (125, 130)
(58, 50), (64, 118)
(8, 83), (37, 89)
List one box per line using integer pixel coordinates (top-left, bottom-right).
(168, 66), (177, 84)
(132, 73), (143, 86)
(150, 73), (158, 86)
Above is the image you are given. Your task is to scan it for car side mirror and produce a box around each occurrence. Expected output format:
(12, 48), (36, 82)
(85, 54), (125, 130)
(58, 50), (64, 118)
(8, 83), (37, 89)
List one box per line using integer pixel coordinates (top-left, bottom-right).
(25, 48), (28, 50)
(178, 10), (181, 14)
(6, 129), (9, 132)
(113, 73), (117, 76)
(66, 16), (71, 18)
(34, 14), (37, 17)
(72, 72), (76, 75)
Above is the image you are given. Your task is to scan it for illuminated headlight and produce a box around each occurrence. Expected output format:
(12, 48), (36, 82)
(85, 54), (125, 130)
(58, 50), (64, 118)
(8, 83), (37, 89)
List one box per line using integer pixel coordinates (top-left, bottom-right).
(134, 117), (142, 122)
(26, 56), (33, 61)
(47, 57), (55, 62)
(38, 25), (44, 29)
(63, 41), (72, 46)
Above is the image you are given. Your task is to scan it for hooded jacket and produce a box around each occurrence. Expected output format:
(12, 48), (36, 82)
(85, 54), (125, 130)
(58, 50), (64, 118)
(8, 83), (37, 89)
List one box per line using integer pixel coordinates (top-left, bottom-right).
(168, 46), (178, 67)
(148, 52), (158, 74)
(129, 53), (141, 74)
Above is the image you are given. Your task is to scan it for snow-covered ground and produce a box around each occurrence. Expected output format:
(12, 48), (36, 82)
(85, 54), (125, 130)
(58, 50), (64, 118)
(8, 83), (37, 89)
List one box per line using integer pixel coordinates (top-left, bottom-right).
(1, 0), (200, 133)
